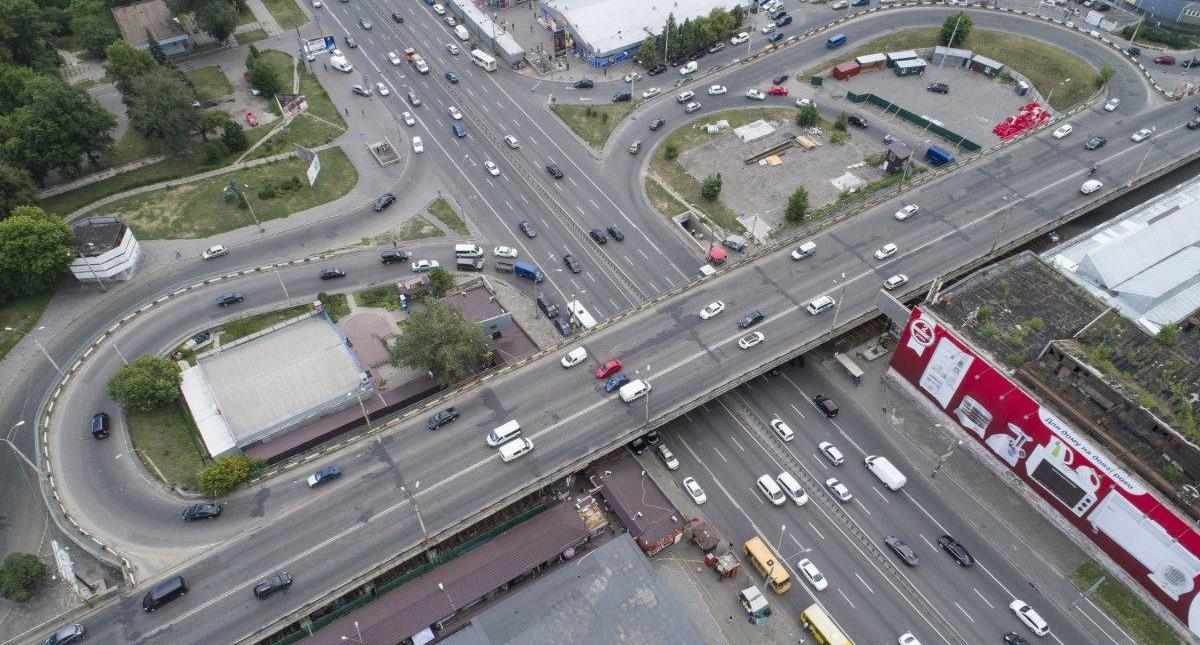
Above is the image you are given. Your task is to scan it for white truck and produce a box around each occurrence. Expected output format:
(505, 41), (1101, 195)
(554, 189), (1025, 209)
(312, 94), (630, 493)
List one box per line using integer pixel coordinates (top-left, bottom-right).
(864, 455), (907, 491)
(330, 54), (353, 72)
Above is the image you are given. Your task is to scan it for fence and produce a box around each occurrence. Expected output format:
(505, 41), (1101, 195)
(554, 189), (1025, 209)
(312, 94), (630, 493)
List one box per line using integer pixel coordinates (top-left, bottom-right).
(845, 91), (983, 152)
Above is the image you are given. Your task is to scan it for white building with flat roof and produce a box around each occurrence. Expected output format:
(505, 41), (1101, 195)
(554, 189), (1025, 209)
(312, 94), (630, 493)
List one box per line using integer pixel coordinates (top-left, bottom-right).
(69, 216), (142, 283)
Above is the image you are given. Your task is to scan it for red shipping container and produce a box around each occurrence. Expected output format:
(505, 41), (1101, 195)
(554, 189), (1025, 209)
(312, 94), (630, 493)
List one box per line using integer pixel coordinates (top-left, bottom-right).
(832, 61), (861, 80)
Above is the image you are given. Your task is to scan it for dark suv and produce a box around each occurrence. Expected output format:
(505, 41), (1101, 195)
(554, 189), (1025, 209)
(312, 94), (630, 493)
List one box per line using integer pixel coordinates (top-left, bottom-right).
(649, 118), (665, 131)
(216, 292), (244, 307)
(607, 225), (625, 241)
(563, 253), (582, 273)
(380, 249), (409, 264)
(647, 64), (667, 76)
(926, 82), (949, 94)
(589, 228), (608, 244)
(627, 437), (648, 455)
(738, 310), (765, 328)
(90, 412), (110, 439)
(253, 572), (294, 599)
(813, 394), (839, 417)
(426, 407), (459, 430)
(372, 192), (396, 212)
(612, 91), (632, 103)
(142, 575), (188, 612)
(885, 536), (919, 567)
(847, 113), (869, 128)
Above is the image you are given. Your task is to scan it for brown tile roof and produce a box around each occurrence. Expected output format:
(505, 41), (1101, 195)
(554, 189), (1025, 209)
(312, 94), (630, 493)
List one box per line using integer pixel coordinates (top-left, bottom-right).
(111, 0), (185, 49)
(585, 451), (686, 554)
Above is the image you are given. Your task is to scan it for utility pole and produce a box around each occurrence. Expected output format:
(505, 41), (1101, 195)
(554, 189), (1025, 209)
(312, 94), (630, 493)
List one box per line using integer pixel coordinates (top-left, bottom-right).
(931, 439), (963, 478)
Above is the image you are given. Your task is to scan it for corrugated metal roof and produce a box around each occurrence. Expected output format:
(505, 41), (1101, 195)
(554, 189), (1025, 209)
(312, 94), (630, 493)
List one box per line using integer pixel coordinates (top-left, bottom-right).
(585, 451), (685, 551)
(1114, 247), (1200, 297)
(1143, 281), (1200, 328)
(180, 366), (236, 457)
(1079, 208), (1200, 288)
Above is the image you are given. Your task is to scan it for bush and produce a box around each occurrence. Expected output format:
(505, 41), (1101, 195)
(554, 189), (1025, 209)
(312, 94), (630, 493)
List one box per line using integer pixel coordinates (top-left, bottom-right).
(1156, 324), (1180, 346)
(786, 187), (809, 222)
(829, 129), (848, 145)
(197, 454), (263, 497)
(428, 266), (455, 297)
(664, 142), (679, 160)
(107, 355), (182, 412)
(257, 184), (277, 200)
(203, 140), (230, 164)
(700, 173), (722, 201)
(1095, 64), (1115, 88)
(0, 553), (46, 602)
(940, 12), (972, 47)
(834, 112), (848, 131)
(795, 104), (819, 128)
(1123, 23), (1193, 49)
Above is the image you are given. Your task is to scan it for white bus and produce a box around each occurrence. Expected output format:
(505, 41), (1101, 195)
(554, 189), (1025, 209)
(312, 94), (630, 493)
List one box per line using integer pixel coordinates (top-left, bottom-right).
(470, 48), (497, 72)
(567, 300), (596, 329)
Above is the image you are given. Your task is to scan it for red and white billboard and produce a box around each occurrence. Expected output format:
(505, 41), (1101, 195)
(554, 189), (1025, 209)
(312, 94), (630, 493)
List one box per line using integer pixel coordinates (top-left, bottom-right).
(893, 307), (1200, 637)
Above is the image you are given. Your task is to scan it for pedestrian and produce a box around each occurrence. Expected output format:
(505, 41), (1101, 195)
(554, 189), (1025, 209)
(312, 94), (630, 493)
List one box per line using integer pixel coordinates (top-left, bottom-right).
(323, 62), (327, 71)
(175, 250), (182, 259)
(344, 106), (349, 116)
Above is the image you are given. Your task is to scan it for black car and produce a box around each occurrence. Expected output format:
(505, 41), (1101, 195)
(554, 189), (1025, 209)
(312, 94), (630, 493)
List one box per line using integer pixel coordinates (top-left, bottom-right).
(426, 407), (460, 430)
(90, 412), (110, 439)
(767, 33), (783, 43)
(1094, 1), (1110, 9)
(1003, 633), (1030, 645)
(627, 436), (648, 455)
(307, 464), (342, 487)
(216, 292), (244, 307)
(43, 624), (85, 645)
(380, 249), (410, 264)
(669, 56), (687, 67)
(573, 78), (594, 89)
(191, 330), (211, 344)
(847, 113), (869, 128)
(589, 228), (608, 244)
(603, 373), (630, 392)
(319, 267), (346, 280)
(518, 220), (537, 237)
(253, 572), (294, 599)
(607, 225), (625, 241)
(649, 118), (665, 131)
(885, 536), (919, 567)
(738, 310), (765, 328)
(770, 9), (787, 21)
(391, 11), (404, 22)
(1189, 117), (1200, 130)
(643, 430), (661, 445)
(688, 50), (705, 61)
(563, 253), (582, 273)
(554, 315), (574, 336)
(775, 14), (792, 26)
(407, 91), (421, 107)
(546, 163), (564, 179)
(612, 91), (631, 103)
(813, 394), (839, 417)
(647, 64), (667, 76)
(772, 74), (788, 85)
(373, 192), (396, 212)
(1084, 135), (1107, 151)
(927, 82), (949, 94)
(181, 503), (221, 522)
(937, 534), (975, 566)
(444, 70), (460, 83)
(1125, 46), (1140, 57)
(708, 42), (725, 54)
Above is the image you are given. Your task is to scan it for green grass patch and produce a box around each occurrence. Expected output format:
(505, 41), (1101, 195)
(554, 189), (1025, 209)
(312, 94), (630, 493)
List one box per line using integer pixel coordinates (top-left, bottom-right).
(190, 41), (228, 57)
(802, 28), (1094, 112)
(221, 304), (314, 344)
(317, 293), (350, 322)
(128, 404), (209, 490)
(298, 63), (347, 128)
(247, 114), (344, 161)
(372, 214), (444, 244)
(427, 197), (468, 235)
(188, 66), (235, 102)
(255, 51), (295, 117)
(238, 2), (258, 25)
(355, 285), (402, 310)
(261, 0), (309, 29)
(100, 146), (358, 239)
(237, 28), (269, 46)
(0, 293), (54, 362)
(1068, 561), (1183, 645)
(644, 176), (688, 218)
(550, 102), (635, 150)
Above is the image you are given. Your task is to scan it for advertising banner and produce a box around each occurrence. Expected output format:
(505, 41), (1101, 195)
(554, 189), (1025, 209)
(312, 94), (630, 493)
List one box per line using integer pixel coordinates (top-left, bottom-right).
(892, 307), (1200, 637)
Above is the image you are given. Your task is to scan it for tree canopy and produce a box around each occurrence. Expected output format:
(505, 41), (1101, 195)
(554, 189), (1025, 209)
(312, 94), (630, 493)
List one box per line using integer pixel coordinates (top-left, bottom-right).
(106, 354), (183, 412)
(170, 0), (240, 42)
(786, 187), (809, 223)
(0, 552), (45, 602)
(0, 74), (115, 182)
(0, 0), (60, 72)
(0, 164), (36, 217)
(129, 68), (203, 150)
(939, 12), (972, 47)
(389, 300), (487, 386)
(0, 206), (75, 300)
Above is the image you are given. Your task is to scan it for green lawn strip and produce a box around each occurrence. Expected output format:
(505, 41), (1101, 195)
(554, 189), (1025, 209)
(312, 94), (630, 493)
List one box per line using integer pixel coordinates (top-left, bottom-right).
(248, 115), (343, 160)
(238, 3), (258, 25)
(190, 42), (227, 57)
(355, 285), (402, 310)
(99, 146), (357, 239)
(99, 128), (160, 170)
(261, 0), (309, 29)
(801, 28), (1093, 112)
(786, 165), (921, 233)
(256, 51), (295, 117)
(549, 102), (635, 150)
(317, 293), (350, 321)
(371, 214), (444, 243)
(0, 293), (54, 361)
(237, 29), (269, 46)
(1068, 561), (1183, 645)
(644, 176), (688, 218)
(426, 197), (468, 234)
(128, 404), (209, 490)
(221, 304), (314, 344)
(188, 66), (235, 102)
(298, 65), (347, 128)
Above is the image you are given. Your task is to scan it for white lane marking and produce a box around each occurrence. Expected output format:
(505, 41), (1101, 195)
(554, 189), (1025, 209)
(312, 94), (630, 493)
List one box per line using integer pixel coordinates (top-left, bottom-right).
(954, 601), (975, 623)
(973, 587), (994, 609)
(853, 572), (875, 594)
(729, 435), (745, 452)
(789, 403), (806, 420)
(808, 521), (825, 540)
(872, 487), (889, 504)
(838, 588), (857, 609)
(713, 446), (728, 463)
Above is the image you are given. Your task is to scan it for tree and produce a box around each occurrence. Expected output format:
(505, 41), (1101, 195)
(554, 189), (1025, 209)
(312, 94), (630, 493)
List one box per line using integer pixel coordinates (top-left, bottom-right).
(0, 0), (60, 72)
(1095, 64), (1115, 88)
(0, 75), (114, 182)
(221, 121), (248, 153)
(104, 40), (159, 104)
(796, 103), (818, 128)
(730, 4), (744, 25)
(145, 31), (168, 66)
(939, 12), (972, 47)
(128, 69), (202, 150)
(785, 187), (809, 223)
(427, 266), (455, 298)
(106, 354), (182, 412)
(0, 64), (37, 114)
(664, 142), (679, 160)
(172, 0), (239, 42)
(389, 300), (487, 387)
(700, 173), (722, 201)
(0, 164), (35, 217)
(197, 454), (262, 496)
(0, 552), (45, 602)
(637, 38), (661, 67)
(71, 7), (119, 60)
(200, 109), (232, 142)
(248, 62), (282, 98)
(834, 111), (849, 131)
(0, 206), (74, 300)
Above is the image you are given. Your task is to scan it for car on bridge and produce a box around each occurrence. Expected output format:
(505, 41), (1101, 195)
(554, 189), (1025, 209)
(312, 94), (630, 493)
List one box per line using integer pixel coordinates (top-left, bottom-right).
(426, 407), (459, 429)
(603, 373), (630, 392)
(885, 536), (919, 567)
(181, 503), (221, 521)
(307, 464), (342, 487)
(894, 203), (918, 221)
(1130, 128), (1152, 142)
(825, 477), (851, 502)
(738, 310), (764, 328)
(883, 274), (908, 290)
(1080, 179), (1103, 194)
(874, 243), (898, 260)
(253, 572), (293, 599)
(596, 359), (622, 379)
(938, 534), (975, 567)
(1084, 135), (1107, 150)
(216, 292), (243, 307)
(657, 444), (680, 470)
(682, 477), (707, 504)
(738, 331), (764, 349)
(700, 301), (725, 319)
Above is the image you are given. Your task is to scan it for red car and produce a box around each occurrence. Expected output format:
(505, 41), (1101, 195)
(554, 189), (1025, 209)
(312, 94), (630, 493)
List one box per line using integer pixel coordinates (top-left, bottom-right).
(595, 359), (622, 379)
(768, 85), (789, 96)
(245, 110), (259, 126)
(1154, 55), (1176, 65)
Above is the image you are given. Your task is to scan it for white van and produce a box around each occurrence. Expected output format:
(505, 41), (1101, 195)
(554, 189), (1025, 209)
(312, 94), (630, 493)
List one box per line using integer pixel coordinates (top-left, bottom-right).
(864, 455), (907, 491)
(776, 471), (808, 506)
(498, 437), (533, 462)
(790, 240), (816, 260)
(487, 420), (521, 447)
(454, 24), (470, 41)
(806, 295), (835, 315)
(619, 379), (651, 402)
(454, 243), (484, 258)
(757, 475), (786, 506)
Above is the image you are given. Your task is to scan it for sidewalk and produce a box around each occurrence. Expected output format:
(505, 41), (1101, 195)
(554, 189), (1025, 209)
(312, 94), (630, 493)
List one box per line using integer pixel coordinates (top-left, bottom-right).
(244, 0), (285, 38)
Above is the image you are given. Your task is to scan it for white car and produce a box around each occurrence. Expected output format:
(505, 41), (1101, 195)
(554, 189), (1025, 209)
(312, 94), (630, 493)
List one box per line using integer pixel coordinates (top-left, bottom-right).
(1009, 599), (1049, 636)
(312, 0), (322, 7)
(1104, 97), (1120, 112)
(402, 111), (415, 126)
(1080, 179), (1103, 194)
(797, 558), (828, 591)
(708, 84), (727, 95)
(894, 203), (918, 220)
(447, 43), (460, 55)
(503, 135), (520, 149)
(658, 445), (680, 470)
(375, 82), (390, 96)
(484, 160), (500, 176)
(700, 301), (725, 319)
(760, 22), (776, 34)
(679, 61), (698, 75)
(201, 244), (228, 260)
(331, 48), (342, 57)
(411, 259), (439, 272)
(412, 136), (424, 153)
(770, 418), (794, 442)
(388, 51), (402, 66)
(684, 101), (702, 113)
(1130, 128), (1152, 142)
(883, 274), (909, 290)
(642, 87), (661, 99)
(738, 331), (765, 349)
(795, 97), (814, 108)
(561, 346), (587, 368)
(1052, 123), (1073, 139)
(818, 441), (845, 465)
(432, 3), (446, 14)
(682, 477), (707, 504)
(448, 106), (463, 120)
(445, 15), (456, 26)
(898, 633), (921, 645)
(745, 89), (766, 101)
(676, 90), (695, 103)
(831, 0), (849, 8)
(875, 243), (898, 260)
(623, 72), (642, 83)
(493, 246), (518, 258)
(730, 32), (749, 45)
(826, 477), (852, 502)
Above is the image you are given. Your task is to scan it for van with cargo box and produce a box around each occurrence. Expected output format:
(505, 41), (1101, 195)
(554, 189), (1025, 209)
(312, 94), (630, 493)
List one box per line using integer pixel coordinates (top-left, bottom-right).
(864, 455), (907, 490)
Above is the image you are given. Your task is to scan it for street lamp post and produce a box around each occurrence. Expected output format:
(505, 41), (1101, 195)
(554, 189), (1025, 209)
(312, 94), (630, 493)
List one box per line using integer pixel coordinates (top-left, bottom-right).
(400, 482), (429, 544)
(339, 621), (363, 643)
(2, 420), (37, 474)
(4, 327), (62, 374)
(240, 184), (265, 234)
(931, 438), (963, 478)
